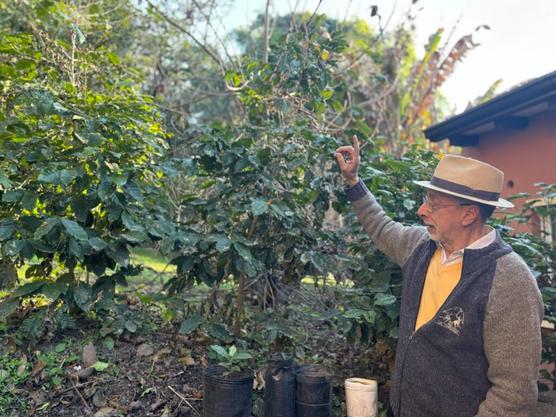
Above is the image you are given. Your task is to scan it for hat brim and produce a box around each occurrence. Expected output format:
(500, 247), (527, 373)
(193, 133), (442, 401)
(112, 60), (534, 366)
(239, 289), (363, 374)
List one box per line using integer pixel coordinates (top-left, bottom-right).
(413, 180), (514, 208)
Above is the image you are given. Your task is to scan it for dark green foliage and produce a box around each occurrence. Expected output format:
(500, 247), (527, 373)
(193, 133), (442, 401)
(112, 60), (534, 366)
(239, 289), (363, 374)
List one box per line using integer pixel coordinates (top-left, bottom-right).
(0, 1), (176, 337)
(166, 17), (357, 297)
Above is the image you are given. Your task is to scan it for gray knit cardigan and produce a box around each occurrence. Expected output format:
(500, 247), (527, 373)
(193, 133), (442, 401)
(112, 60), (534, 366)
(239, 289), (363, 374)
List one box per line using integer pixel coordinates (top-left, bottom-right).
(346, 180), (543, 417)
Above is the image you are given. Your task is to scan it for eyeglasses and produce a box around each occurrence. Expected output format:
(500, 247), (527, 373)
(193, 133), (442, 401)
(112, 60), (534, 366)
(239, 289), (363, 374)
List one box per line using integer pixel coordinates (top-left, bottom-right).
(421, 195), (473, 213)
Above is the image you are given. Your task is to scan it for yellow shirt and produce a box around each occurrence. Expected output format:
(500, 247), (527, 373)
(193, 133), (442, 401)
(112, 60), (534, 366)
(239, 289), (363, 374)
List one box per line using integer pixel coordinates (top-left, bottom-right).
(414, 248), (463, 331)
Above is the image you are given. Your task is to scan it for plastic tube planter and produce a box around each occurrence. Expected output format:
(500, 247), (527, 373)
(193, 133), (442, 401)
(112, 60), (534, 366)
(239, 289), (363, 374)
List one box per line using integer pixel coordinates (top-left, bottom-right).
(345, 378), (378, 417)
(203, 365), (254, 417)
(296, 365), (332, 417)
(264, 354), (296, 417)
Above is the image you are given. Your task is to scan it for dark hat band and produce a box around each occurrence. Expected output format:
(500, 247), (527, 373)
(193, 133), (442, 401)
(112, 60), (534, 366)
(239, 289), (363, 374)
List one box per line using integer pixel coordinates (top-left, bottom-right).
(430, 176), (500, 202)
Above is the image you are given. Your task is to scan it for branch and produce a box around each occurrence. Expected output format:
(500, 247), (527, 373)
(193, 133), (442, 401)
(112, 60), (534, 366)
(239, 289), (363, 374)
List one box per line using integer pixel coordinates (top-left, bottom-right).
(168, 385), (202, 417)
(191, 0), (238, 68)
(146, 0), (224, 70)
(71, 379), (94, 416)
(306, 0), (324, 27)
(262, 0), (271, 64)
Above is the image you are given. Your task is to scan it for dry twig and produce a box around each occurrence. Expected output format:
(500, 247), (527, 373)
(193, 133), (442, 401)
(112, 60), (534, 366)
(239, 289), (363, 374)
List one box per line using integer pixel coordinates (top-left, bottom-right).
(70, 379), (94, 416)
(168, 385), (202, 417)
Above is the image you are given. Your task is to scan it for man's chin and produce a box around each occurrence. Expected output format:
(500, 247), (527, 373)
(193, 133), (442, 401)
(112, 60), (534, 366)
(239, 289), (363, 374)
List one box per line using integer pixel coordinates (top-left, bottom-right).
(426, 228), (439, 241)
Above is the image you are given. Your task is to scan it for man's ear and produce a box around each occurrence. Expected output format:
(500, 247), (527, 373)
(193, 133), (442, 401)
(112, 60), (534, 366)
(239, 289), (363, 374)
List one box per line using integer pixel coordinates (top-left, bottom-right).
(461, 205), (481, 226)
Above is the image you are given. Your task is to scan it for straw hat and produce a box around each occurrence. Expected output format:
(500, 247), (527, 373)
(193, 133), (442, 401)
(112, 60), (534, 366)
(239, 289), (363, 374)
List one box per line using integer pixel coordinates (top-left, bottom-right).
(414, 155), (514, 208)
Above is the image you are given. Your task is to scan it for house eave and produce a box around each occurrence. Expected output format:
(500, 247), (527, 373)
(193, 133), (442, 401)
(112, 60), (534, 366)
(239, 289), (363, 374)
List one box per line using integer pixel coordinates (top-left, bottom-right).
(425, 70), (556, 144)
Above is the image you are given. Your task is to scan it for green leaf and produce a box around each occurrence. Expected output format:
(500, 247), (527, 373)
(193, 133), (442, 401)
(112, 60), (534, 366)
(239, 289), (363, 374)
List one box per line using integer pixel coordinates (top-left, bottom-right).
(121, 230), (148, 243)
(69, 239), (85, 261)
(343, 309), (365, 319)
(0, 220), (16, 241)
(369, 272), (391, 292)
(374, 293), (397, 306)
(229, 345), (237, 357)
(54, 343), (66, 353)
(106, 52), (120, 65)
(233, 242), (254, 262)
(363, 310), (377, 324)
(214, 235), (231, 253)
(319, 89), (333, 100)
(206, 323), (231, 341)
(0, 298), (18, 319)
(12, 281), (45, 297)
(70, 196), (93, 223)
(0, 261), (17, 289)
(92, 361), (109, 372)
(107, 246), (129, 266)
(389, 327), (399, 338)
(124, 182), (144, 202)
(234, 352), (252, 360)
(403, 199), (415, 210)
(355, 119), (373, 137)
(179, 315), (205, 335)
(34, 218), (59, 239)
(73, 286), (92, 312)
(251, 199), (269, 216)
(103, 337), (115, 351)
(125, 320), (138, 333)
(42, 282), (65, 300)
(38, 169), (78, 186)
(121, 212), (145, 232)
(2, 190), (22, 203)
(71, 23), (87, 44)
(89, 237), (108, 251)
(20, 311), (45, 338)
(61, 219), (88, 241)
(21, 191), (37, 210)
(0, 171), (12, 189)
(98, 179), (115, 200)
(5, 240), (25, 257)
(209, 345), (228, 359)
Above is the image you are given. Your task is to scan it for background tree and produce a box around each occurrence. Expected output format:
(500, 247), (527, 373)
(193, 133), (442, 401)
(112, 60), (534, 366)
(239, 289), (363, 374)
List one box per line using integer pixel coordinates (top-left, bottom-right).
(0, 0), (178, 337)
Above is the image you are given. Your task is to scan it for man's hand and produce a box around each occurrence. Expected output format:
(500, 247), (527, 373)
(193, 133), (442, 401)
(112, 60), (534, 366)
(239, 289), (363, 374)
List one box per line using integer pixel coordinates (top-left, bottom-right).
(335, 135), (360, 187)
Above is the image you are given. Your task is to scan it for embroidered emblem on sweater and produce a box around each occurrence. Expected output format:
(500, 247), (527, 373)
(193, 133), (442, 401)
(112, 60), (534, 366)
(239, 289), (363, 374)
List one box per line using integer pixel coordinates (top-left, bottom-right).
(435, 307), (464, 335)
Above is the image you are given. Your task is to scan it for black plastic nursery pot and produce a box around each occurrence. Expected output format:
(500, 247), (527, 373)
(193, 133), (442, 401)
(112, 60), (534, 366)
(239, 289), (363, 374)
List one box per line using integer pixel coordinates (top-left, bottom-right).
(203, 365), (254, 417)
(296, 365), (332, 417)
(264, 353), (296, 417)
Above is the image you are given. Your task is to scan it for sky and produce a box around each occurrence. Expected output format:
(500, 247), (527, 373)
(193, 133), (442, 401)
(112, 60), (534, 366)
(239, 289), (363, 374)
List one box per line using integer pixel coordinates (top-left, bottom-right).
(223, 0), (556, 114)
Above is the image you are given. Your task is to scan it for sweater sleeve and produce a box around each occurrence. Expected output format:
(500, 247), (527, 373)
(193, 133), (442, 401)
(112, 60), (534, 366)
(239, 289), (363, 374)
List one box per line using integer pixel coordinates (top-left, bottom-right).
(475, 253), (544, 417)
(346, 179), (428, 267)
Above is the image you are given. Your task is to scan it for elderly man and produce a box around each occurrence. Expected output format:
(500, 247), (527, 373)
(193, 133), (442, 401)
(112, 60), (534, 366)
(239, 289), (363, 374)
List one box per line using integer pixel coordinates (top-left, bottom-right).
(335, 136), (543, 417)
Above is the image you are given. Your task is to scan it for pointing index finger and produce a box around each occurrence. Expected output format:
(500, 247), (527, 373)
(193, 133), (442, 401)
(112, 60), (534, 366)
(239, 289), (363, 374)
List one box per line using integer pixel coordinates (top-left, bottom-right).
(352, 135), (360, 154)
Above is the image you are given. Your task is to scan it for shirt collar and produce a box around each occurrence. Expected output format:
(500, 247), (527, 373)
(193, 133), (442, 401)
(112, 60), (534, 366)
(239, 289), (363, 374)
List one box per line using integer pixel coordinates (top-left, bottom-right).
(438, 227), (496, 265)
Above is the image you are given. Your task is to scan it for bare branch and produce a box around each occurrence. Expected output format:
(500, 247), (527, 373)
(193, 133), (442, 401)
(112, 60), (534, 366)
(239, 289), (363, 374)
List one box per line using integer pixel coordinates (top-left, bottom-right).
(262, 0), (271, 64)
(146, 0), (224, 71)
(191, 0), (238, 69)
(306, 0), (324, 27)
(168, 385), (202, 417)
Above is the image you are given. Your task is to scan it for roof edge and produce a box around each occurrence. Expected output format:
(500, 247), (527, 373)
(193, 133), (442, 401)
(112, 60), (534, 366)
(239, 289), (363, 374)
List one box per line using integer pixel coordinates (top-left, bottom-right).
(425, 70), (556, 142)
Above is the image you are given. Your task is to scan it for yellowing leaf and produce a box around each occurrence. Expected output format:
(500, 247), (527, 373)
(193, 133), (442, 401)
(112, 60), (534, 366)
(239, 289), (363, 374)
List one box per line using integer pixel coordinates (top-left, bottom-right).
(92, 361), (109, 372)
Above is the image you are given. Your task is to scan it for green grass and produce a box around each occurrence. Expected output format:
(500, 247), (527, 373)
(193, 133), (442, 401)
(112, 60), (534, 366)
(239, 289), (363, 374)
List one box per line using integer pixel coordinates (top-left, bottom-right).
(130, 247), (176, 274)
(0, 353), (31, 414)
(121, 247), (178, 287)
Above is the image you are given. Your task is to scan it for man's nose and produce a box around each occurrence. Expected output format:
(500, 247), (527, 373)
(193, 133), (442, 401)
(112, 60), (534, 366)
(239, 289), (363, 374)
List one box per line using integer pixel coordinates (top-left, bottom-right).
(416, 202), (428, 218)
